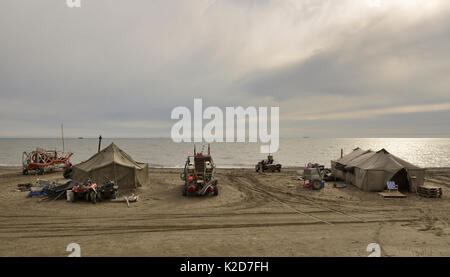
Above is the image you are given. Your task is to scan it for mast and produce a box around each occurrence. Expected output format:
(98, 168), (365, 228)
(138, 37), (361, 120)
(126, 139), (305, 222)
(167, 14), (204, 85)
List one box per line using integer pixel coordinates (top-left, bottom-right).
(61, 123), (65, 153)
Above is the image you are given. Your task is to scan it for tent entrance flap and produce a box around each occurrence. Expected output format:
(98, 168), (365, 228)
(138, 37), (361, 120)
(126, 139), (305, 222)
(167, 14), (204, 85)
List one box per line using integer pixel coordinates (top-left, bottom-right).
(390, 169), (410, 192)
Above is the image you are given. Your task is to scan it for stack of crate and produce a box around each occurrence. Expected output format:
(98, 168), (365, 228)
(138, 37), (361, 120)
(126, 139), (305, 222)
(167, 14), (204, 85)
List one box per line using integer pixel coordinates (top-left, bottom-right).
(417, 186), (442, 198)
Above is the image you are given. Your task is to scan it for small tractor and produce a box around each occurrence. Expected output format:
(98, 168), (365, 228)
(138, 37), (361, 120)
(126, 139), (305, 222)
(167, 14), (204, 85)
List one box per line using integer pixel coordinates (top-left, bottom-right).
(180, 144), (218, 197)
(307, 162), (333, 181)
(96, 180), (118, 201)
(301, 167), (325, 190)
(255, 155), (282, 173)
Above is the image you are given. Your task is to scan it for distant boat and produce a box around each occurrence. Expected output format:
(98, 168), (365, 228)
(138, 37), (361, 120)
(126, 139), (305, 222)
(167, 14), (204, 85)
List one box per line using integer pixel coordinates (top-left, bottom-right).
(77, 137), (84, 139)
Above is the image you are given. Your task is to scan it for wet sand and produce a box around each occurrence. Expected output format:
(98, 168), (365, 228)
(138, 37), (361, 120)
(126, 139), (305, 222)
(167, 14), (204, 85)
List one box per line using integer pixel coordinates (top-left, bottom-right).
(0, 166), (449, 257)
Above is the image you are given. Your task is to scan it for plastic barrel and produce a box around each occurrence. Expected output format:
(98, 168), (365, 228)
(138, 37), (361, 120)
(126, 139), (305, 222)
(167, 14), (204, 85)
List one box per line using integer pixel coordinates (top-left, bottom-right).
(66, 190), (74, 202)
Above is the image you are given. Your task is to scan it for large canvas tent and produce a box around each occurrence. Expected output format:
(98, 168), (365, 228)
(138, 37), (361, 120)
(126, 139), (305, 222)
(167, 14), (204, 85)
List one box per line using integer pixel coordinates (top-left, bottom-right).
(332, 148), (424, 192)
(71, 143), (148, 191)
(331, 148), (372, 180)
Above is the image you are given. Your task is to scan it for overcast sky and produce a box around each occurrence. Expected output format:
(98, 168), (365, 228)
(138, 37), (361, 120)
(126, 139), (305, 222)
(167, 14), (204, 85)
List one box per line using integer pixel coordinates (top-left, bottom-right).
(0, 0), (449, 138)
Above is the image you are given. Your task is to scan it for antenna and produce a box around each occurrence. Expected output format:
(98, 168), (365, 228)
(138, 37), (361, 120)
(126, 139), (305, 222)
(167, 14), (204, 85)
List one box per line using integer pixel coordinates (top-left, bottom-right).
(208, 144), (210, 155)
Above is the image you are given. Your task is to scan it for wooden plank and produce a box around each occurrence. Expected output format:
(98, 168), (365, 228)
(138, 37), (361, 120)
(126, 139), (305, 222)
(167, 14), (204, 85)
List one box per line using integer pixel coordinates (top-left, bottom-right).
(379, 191), (407, 199)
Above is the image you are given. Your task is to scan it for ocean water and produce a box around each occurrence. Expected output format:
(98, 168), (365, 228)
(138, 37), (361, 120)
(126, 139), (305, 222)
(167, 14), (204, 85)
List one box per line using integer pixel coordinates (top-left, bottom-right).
(0, 138), (449, 168)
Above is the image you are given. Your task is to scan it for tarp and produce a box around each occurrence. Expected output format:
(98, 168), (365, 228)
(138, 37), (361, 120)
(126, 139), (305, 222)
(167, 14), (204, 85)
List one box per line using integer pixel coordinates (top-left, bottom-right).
(71, 143), (148, 191)
(335, 148), (424, 192)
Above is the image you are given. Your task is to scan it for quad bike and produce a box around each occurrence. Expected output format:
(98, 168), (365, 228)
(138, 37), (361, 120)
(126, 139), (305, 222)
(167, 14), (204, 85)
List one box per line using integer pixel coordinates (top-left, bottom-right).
(96, 180), (118, 201)
(70, 179), (98, 204)
(180, 144), (218, 197)
(255, 155), (282, 172)
(69, 179), (118, 203)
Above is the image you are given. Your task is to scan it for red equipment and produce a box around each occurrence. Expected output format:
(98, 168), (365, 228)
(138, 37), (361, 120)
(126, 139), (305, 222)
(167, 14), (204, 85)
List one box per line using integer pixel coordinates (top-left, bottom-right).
(71, 180), (98, 204)
(22, 148), (73, 175)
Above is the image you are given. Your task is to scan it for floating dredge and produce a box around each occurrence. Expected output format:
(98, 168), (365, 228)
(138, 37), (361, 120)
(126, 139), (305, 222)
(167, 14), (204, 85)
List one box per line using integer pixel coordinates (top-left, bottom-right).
(22, 148), (72, 175)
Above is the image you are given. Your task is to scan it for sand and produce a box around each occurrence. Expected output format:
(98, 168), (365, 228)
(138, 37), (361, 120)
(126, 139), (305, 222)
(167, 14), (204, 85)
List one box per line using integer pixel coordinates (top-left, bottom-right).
(0, 166), (449, 257)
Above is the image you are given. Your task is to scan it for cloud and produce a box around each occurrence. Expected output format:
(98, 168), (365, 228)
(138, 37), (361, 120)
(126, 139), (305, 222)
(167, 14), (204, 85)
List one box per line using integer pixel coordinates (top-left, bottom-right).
(0, 0), (449, 137)
(241, 5), (450, 104)
(284, 102), (450, 121)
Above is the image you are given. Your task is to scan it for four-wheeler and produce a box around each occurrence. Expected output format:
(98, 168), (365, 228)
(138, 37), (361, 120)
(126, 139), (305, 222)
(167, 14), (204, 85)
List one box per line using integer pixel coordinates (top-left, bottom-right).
(22, 148), (72, 175)
(96, 180), (118, 201)
(70, 179), (98, 204)
(69, 179), (118, 203)
(255, 155), (282, 173)
(180, 144), (218, 197)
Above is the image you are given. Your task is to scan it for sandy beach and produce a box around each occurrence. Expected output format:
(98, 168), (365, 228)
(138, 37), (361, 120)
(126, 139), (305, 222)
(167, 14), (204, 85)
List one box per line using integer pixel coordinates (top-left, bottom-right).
(0, 166), (449, 257)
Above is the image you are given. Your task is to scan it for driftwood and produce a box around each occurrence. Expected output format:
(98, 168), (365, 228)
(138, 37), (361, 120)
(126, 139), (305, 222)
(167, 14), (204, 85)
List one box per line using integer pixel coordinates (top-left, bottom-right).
(110, 194), (139, 207)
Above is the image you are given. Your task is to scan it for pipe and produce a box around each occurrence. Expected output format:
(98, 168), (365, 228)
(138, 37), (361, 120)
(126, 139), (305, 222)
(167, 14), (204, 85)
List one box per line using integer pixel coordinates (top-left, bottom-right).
(98, 135), (102, 153)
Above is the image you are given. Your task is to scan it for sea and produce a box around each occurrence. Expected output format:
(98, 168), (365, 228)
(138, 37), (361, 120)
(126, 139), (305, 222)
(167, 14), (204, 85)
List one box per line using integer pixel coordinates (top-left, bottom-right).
(1, 138), (449, 168)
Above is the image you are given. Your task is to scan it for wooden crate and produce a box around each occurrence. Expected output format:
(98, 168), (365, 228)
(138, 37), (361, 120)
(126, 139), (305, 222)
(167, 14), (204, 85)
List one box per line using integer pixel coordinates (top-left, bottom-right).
(417, 186), (442, 198)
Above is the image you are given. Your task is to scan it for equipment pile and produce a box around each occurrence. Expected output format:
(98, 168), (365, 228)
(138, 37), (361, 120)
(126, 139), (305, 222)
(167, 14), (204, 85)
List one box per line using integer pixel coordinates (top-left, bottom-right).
(22, 178), (120, 204)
